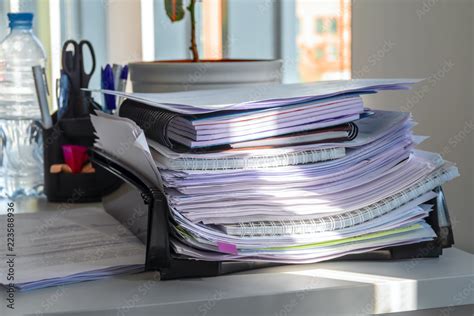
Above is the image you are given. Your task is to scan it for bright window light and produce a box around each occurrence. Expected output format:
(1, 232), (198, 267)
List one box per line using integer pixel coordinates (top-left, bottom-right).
(141, 0), (155, 61)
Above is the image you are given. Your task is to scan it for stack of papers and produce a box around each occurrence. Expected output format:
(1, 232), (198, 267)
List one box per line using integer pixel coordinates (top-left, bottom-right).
(108, 78), (418, 149)
(92, 79), (459, 265)
(120, 95), (364, 148)
(0, 208), (145, 291)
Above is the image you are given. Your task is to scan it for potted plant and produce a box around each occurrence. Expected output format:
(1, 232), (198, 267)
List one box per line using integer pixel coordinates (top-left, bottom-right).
(128, 0), (282, 93)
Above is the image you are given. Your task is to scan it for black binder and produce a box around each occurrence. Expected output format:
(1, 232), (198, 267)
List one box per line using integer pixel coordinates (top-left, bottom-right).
(90, 148), (455, 280)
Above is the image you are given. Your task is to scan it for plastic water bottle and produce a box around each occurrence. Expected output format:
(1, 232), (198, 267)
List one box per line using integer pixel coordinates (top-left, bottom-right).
(0, 13), (46, 198)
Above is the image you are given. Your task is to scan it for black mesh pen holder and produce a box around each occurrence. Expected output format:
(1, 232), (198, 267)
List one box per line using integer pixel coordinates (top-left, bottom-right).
(42, 113), (122, 203)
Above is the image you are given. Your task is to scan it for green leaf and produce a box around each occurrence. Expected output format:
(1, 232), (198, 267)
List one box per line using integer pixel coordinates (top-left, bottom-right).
(165, 0), (185, 22)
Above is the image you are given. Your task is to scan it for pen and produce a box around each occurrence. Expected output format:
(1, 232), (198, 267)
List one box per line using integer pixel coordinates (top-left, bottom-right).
(32, 66), (53, 129)
(116, 65), (128, 110)
(112, 64), (122, 91)
(101, 64), (116, 112)
(118, 65), (128, 92)
(57, 72), (70, 119)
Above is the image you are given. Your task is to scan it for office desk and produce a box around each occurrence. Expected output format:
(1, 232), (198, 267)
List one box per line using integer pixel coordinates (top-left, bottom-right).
(1, 199), (473, 316)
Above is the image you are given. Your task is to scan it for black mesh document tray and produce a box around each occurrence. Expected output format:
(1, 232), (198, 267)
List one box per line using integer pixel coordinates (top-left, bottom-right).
(90, 148), (454, 280)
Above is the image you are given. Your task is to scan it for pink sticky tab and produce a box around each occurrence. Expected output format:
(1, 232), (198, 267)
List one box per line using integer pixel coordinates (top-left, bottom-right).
(217, 242), (238, 255)
(62, 145), (89, 173)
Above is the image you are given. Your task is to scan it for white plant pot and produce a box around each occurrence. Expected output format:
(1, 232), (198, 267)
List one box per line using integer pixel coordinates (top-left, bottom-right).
(129, 59), (283, 93)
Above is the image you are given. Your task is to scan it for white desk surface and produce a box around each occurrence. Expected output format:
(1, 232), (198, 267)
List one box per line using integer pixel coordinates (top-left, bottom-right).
(1, 199), (473, 316)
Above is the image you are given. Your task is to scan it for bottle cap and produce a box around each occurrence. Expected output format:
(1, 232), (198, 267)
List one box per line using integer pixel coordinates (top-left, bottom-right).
(7, 12), (34, 29)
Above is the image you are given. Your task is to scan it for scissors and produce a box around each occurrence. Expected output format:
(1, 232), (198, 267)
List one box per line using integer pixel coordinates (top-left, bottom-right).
(61, 39), (96, 117)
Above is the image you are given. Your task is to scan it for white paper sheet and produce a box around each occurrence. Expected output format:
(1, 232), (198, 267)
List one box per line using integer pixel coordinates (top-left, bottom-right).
(88, 79), (420, 114)
(0, 208), (145, 291)
(91, 111), (163, 190)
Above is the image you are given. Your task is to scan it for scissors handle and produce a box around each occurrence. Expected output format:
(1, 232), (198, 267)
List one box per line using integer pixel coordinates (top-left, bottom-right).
(61, 40), (80, 91)
(60, 39), (96, 119)
(78, 40), (96, 89)
(61, 40), (77, 71)
(61, 39), (96, 90)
